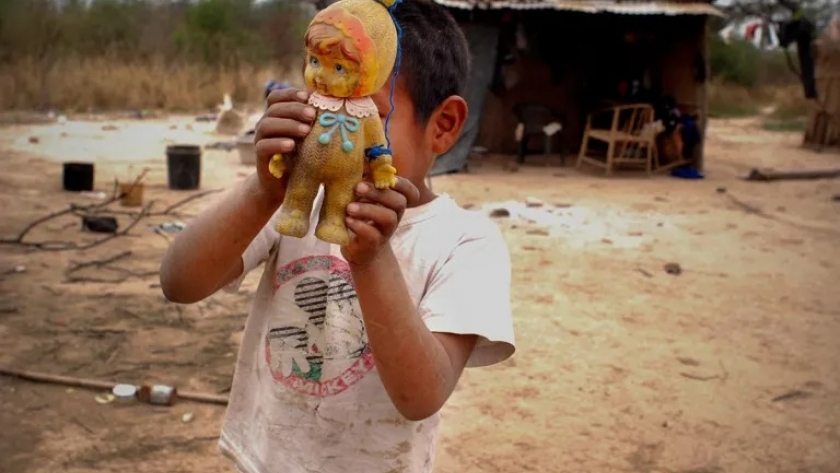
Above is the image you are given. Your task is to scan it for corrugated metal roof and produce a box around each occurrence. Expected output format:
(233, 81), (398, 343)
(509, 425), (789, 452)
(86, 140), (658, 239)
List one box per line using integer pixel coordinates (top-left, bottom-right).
(552, 0), (724, 15)
(435, 0), (725, 16)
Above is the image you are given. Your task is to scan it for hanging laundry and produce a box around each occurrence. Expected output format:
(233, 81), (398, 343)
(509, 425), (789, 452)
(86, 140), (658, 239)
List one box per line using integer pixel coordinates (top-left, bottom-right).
(745, 21), (762, 40)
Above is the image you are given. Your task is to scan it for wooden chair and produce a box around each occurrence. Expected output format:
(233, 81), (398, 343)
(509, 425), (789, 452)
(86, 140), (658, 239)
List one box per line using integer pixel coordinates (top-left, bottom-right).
(576, 104), (661, 176)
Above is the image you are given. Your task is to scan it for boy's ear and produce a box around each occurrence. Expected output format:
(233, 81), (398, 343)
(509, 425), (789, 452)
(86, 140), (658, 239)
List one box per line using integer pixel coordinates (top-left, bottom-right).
(428, 95), (469, 155)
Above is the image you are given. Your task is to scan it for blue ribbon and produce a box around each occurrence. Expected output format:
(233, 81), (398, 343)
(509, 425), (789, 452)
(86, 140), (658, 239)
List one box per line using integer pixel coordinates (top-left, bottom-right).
(317, 112), (360, 153)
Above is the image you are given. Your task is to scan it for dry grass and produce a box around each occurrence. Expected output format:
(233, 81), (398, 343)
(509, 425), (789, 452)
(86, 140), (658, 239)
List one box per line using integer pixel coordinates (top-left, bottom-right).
(0, 57), (302, 113)
(0, 56), (815, 134)
(761, 84), (813, 132)
(708, 80), (811, 132)
(764, 86), (813, 120)
(707, 79), (761, 118)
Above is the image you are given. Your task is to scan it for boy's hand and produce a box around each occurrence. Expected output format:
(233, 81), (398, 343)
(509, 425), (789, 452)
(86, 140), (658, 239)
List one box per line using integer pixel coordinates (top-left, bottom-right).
(342, 177), (420, 266)
(254, 87), (316, 203)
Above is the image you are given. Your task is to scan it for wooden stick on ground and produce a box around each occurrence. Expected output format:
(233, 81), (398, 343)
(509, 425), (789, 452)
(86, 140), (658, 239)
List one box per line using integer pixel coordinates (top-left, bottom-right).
(0, 366), (229, 406)
(746, 168), (840, 182)
(0, 187), (222, 251)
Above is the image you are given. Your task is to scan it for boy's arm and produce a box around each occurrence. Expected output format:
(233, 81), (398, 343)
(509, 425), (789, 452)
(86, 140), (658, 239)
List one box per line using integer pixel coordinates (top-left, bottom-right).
(351, 223), (514, 421)
(344, 180), (514, 421)
(160, 173), (283, 303)
(350, 250), (478, 422)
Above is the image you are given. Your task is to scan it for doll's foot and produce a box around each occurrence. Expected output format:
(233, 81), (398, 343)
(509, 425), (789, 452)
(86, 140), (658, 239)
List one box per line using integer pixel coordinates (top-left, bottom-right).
(315, 222), (350, 246)
(268, 154), (286, 179)
(275, 210), (309, 238)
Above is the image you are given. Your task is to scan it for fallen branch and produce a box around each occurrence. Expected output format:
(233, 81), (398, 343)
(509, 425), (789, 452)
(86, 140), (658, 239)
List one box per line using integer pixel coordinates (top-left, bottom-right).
(64, 250), (157, 283)
(746, 168), (840, 182)
(724, 193), (840, 236)
(634, 267), (654, 278)
(63, 202), (153, 251)
(66, 250), (132, 274)
(78, 188), (222, 219)
(0, 366), (229, 406)
(680, 361), (728, 382)
(65, 275), (129, 284)
(724, 193), (764, 216)
(159, 189), (224, 214)
(680, 372), (723, 381)
(771, 390), (812, 403)
(1, 171), (148, 245)
(67, 328), (128, 336)
(71, 417), (96, 435)
(0, 187), (221, 251)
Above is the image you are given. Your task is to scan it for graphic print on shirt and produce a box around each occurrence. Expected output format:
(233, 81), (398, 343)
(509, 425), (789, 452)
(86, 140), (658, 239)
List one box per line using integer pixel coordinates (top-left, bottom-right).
(265, 255), (374, 397)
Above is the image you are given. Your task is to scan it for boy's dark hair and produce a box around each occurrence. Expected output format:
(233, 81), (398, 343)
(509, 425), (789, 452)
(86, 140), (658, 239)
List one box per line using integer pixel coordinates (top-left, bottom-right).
(391, 0), (470, 123)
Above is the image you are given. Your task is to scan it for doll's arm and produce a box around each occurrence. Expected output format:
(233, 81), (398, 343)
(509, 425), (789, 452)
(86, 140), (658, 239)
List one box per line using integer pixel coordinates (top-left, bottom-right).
(268, 145), (301, 179)
(269, 153), (286, 179)
(363, 117), (397, 189)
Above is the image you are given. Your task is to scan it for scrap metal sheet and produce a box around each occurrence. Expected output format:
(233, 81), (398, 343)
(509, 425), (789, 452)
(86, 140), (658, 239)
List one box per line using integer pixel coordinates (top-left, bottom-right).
(436, 0), (724, 16)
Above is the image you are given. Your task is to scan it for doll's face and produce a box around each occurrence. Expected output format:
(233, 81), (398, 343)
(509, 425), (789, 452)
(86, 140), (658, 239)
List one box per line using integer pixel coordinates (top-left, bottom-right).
(304, 23), (362, 98)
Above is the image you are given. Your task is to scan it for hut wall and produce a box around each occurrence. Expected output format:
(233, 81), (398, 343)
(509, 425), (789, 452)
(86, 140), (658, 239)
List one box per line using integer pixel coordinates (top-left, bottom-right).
(476, 12), (591, 157)
(654, 15), (709, 168)
(477, 56), (579, 155)
(803, 38), (840, 149)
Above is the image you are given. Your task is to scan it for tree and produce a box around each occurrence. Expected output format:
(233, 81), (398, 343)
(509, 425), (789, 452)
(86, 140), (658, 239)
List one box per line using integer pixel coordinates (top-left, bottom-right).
(715, 0), (834, 98)
(716, 0), (838, 32)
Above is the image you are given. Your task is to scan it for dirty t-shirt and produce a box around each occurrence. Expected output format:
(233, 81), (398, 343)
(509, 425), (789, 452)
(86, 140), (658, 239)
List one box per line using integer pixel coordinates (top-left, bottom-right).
(219, 191), (516, 473)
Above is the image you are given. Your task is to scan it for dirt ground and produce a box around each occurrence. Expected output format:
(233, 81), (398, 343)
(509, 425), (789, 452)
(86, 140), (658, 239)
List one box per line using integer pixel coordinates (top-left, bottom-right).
(0, 114), (838, 473)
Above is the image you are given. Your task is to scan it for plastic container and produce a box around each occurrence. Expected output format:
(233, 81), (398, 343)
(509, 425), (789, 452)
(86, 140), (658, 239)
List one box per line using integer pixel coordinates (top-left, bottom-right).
(119, 182), (144, 207)
(112, 384), (137, 403)
(236, 131), (256, 165)
(137, 384), (178, 406)
(62, 162), (95, 191)
(166, 145), (202, 190)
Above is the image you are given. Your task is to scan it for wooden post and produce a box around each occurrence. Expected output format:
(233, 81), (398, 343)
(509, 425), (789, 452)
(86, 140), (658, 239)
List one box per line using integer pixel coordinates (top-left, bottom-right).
(802, 38), (840, 150)
(694, 15), (711, 172)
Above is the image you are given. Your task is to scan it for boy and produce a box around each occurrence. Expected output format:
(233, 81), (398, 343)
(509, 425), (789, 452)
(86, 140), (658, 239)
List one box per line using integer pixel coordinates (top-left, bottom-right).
(159, 1), (515, 471)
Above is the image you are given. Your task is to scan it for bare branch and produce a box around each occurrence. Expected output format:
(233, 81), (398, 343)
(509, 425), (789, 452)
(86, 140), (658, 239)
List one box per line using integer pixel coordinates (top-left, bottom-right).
(0, 187), (222, 252)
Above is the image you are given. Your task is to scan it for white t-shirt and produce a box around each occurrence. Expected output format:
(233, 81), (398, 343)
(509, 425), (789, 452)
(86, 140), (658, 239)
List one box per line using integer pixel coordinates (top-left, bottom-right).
(219, 190), (516, 473)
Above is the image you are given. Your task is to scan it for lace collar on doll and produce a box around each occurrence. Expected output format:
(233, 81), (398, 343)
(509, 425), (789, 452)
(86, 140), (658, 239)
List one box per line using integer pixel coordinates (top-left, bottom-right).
(309, 92), (378, 119)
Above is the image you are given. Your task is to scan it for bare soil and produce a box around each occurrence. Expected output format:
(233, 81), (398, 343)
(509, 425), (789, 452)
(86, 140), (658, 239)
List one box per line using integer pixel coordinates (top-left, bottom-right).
(0, 115), (838, 473)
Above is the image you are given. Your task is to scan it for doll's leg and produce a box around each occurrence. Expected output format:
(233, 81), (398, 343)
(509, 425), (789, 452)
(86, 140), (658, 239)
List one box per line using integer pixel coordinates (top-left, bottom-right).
(275, 175), (319, 238)
(314, 177), (354, 246)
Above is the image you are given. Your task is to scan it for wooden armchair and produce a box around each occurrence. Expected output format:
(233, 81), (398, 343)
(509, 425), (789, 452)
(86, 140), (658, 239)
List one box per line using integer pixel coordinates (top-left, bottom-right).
(576, 104), (662, 176)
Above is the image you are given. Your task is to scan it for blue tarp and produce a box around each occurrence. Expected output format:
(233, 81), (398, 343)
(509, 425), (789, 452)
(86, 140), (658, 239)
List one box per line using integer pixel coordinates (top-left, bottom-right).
(430, 22), (499, 176)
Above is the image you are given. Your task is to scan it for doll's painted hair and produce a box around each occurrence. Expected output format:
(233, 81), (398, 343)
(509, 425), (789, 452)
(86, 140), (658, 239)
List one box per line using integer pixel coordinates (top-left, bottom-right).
(304, 23), (361, 64)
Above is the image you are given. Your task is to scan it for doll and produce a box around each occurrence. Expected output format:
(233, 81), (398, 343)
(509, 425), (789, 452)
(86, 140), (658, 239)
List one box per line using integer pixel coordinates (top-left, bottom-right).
(268, 0), (401, 246)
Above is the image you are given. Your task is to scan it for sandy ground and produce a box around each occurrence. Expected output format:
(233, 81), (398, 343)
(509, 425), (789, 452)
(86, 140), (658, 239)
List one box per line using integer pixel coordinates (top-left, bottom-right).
(0, 114), (839, 473)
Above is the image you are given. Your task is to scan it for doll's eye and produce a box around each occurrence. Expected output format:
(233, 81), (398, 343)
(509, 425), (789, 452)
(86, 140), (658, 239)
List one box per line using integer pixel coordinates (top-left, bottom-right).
(309, 56), (319, 66)
(335, 64), (344, 73)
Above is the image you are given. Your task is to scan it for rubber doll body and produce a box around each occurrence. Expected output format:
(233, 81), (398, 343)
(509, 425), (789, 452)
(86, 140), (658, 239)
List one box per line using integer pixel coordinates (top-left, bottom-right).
(268, 0), (399, 246)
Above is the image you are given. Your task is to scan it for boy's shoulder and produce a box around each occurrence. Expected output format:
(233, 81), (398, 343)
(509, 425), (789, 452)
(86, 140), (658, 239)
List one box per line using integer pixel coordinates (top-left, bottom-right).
(451, 200), (506, 244)
(403, 193), (507, 250)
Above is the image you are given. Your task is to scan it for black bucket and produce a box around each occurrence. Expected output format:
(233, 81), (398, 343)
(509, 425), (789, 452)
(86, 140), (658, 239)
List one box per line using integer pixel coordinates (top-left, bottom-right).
(166, 145), (202, 190)
(63, 162), (95, 192)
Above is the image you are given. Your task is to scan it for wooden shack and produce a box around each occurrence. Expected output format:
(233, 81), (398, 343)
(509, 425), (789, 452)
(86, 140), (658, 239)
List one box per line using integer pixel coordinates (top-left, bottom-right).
(803, 35), (840, 150)
(431, 0), (725, 175)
